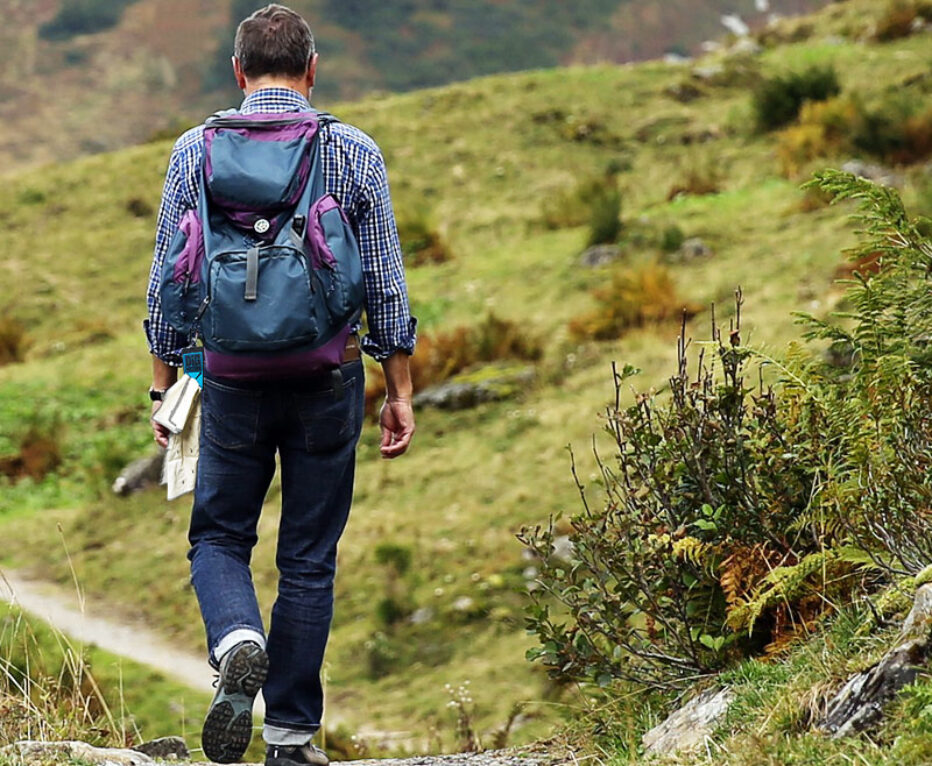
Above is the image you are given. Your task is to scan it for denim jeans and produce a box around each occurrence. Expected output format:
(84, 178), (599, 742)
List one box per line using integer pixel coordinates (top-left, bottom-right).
(188, 359), (364, 745)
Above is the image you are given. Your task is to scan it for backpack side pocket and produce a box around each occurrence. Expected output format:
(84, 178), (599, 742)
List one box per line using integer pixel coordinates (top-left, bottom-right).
(160, 209), (206, 336)
(308, 194), (365, 324)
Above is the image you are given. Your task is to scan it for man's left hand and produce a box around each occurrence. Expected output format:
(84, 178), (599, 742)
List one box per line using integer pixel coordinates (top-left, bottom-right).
(151, 401), (170, 449)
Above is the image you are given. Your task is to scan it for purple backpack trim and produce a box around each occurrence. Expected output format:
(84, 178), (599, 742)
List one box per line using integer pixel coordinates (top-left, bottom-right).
(205, 326), (351, 380)
(159, 108), (365, 380)
(171, 209), (205, 283)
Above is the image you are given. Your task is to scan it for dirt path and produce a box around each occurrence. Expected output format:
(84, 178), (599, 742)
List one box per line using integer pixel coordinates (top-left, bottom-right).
(0, 569), (267, 712)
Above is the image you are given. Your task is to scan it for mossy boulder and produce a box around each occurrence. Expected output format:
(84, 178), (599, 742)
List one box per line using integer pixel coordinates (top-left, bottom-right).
(413, 363), (535, 411)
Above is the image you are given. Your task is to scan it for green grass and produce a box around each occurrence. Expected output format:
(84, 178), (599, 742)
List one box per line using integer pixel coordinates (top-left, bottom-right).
(579, 603), (932, 765)
(0, 603), (210, 751)
(0, 0), (930, 758)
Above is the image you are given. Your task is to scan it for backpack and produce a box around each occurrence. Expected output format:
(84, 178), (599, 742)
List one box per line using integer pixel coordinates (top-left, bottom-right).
(159, 110), (365, 379)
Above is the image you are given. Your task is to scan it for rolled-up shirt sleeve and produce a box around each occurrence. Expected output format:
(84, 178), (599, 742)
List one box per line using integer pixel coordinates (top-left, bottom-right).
(355, 149), (417, 361)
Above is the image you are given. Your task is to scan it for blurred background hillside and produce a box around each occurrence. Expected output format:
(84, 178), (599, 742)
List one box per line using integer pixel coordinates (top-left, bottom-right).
(0, 0), (825, 170)
(1, 0), (931, 762)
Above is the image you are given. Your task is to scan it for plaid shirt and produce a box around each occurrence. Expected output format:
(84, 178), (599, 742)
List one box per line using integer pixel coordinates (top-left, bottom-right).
(145, 87), (416, 364)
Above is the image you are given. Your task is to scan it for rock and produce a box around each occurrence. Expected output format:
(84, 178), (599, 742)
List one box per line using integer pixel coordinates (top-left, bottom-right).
(642, 687), (734, 756)
(344, 751), (550, 766)
(729, 37), (763, 56)
(677, 237), (713, 260)
(820, 583), (932, 737)
(132, 736), (189, 760)
(664, 82), (704, 103)
(840, 160), (904, 189)
(6, 741), (155, 765)
(453, 596), (475, 612)
(721, 14), (750, 37)
(409, 607), (435, 625)
(901, 584), (932, 640)
(112, 451), (165, 495)
(414, 365), (535, 411)
(680, 127), (723, 145)
(692, 64), (725, 82)
(578, 244), (622, 267)
(4, 744), (553, 766)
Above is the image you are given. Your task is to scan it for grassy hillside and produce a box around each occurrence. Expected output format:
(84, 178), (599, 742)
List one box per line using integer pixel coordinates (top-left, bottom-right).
(0, 0), (930, 757)
(0, 604), (211, 750)
(0, 0), (827, 171)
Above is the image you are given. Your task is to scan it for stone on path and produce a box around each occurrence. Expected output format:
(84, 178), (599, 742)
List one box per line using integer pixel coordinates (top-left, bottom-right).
(342, 753), (551, 766)
(133, 737), (190, 760)
(6, 741), (155, 765)
(5, 741), (559, 766)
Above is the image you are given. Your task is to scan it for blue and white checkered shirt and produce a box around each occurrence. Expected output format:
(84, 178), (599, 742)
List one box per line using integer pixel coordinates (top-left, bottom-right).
(145, 87), (416, 364)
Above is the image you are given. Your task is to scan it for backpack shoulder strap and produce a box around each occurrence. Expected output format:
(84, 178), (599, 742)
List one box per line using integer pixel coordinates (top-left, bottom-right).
(313, 109), (340, 126)
(205, 107), (239, 126)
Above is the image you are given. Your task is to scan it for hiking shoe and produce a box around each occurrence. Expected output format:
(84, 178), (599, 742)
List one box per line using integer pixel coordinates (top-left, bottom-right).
(265, 744), (330, 766)
(202, 641), (269, 763)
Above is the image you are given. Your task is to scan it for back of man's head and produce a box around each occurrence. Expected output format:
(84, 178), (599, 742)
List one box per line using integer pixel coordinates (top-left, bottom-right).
(234, 4), (315, 80)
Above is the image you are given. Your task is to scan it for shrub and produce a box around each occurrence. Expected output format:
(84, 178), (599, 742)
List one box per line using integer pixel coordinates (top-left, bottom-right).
(125, 197), (154, 219)
(396, 211), (453, 266)
(523, 172), (932, 692)
(776, 94), (932, 172)
(39, 0), (140, 41)
(372, 542), (414, 630)
(666, 156), (723, 200)
(586, 186), (622, 247)
(541, 172), (621, 232)
(871, 0), (931, 41)
(0, 315), (29, 366)
(523, 301), (831, 689)
(753, 65), (841, 132)
(795, 170), (932, 575)
(660, 224), (686, 253)
(374, 542), (413, 577)
(0, 415), (62, 482)
(776, 97), (860, 177)
(569, 262), (700, 340)
(851, 100), (932, 165)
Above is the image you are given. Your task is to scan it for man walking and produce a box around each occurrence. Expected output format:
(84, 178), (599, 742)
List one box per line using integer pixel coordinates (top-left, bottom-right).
(145, 5), (416, 764)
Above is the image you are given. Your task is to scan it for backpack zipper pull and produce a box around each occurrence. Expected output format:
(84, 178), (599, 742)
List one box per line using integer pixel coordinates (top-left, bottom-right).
(194, 296), (210, 323)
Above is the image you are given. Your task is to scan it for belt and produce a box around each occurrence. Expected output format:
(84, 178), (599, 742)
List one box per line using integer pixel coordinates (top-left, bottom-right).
(342, 333), (361, 363)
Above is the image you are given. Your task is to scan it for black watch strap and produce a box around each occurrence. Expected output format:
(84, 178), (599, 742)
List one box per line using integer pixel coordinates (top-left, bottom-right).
(149, 387), (167, 402)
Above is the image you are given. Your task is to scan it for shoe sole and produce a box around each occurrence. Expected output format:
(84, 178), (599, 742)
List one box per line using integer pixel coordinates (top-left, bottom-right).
(202, 644), (269, 764)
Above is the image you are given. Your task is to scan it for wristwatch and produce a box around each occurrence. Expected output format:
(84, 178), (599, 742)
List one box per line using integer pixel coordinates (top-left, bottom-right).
(149, 387), (167, 402)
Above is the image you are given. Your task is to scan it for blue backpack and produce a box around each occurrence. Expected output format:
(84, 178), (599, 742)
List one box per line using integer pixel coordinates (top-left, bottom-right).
(159, 110), (365, 379)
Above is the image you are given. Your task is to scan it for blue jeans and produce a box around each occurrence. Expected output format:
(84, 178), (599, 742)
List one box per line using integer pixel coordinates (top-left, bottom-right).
(188, 360), (364, 745)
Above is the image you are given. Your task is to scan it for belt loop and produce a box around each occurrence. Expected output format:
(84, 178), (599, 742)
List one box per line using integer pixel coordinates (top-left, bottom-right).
(331, 368), (344, 402)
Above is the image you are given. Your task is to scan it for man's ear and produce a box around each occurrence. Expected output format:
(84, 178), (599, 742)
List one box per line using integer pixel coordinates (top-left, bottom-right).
(232, 57), (247, 91)
(306, 53), (319, 90)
